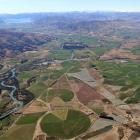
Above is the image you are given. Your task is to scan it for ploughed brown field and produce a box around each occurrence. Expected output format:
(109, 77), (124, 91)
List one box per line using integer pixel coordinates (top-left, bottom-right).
(100, 48), (140, 60)
(76, 83), (103, 104)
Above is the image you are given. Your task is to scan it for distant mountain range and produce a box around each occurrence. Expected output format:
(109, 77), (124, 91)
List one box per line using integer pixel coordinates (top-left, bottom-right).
(0, 12), (140, 58)
(0, 12), (139, 33)
(0, 12), (140, 24)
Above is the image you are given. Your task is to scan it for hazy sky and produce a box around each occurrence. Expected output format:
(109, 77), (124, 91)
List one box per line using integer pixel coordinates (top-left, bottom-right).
(0, 0), (140, 14)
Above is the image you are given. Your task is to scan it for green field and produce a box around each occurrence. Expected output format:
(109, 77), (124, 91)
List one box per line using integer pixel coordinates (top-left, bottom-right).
(47, 89), (74, 102)
(48, 49), (72, 60)
(0, 124), (35, 140)
(91, 40), (121, 56)
(96, 61), (140, 87)
(0, 115), (17, 130)
(89, 106), (104, 115)
(96, 61), (140, 103)
(68, 36), (99, 46)
(17, 69), (39, 88)
(131, 45), (140, 55)
(18, 71), (35, 81)
(29, 82), (47, 97)
(41, 110), (91, 139)
(126, 86), (140, 104)
(0, 104), (44, 140)
(50, 60), (81, 80)
(16, 112), (44, 125)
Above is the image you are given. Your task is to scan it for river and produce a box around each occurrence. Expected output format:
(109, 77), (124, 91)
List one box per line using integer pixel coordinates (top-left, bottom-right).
(0, 68), (23, 119)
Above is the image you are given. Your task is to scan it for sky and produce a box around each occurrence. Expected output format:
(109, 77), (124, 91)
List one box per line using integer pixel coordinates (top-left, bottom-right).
(0, 0), (140, 14)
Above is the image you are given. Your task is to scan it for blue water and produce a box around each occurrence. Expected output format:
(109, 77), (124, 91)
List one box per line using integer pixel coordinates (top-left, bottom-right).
(0, 68), (23, 119)
(6, 18), (32, 24)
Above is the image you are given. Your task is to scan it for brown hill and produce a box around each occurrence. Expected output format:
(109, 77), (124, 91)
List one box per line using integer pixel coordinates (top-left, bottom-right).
(0, 29), (53, 58)
(100, 48), (140, 60)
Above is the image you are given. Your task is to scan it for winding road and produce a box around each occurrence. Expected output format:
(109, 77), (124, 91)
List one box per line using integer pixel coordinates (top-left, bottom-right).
(0, 68), (23, 119)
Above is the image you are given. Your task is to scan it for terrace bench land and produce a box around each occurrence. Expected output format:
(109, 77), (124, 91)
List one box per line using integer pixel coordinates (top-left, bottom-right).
(61, 42), (88, 50)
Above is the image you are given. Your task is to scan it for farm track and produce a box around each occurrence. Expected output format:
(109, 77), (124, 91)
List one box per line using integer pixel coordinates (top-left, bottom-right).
(32, 112), (48, 140)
